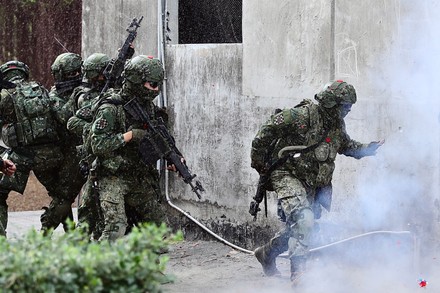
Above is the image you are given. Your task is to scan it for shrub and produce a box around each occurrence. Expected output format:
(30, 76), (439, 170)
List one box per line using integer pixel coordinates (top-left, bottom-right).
(0, 222), (181, 293)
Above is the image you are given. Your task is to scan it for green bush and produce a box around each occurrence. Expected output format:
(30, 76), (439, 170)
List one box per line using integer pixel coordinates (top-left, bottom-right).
(0, 222), (181, 293)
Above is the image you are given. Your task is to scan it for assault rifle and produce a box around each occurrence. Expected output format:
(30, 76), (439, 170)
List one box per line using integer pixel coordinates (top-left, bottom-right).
(123, 97), (205, 199)
(249, 139), (277, 221)
(100, 16), (144, 95)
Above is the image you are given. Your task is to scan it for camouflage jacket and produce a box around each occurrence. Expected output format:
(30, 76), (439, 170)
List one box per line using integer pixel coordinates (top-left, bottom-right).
(66, 85), (101, 140)
(49, 85), (84, 148)
(251, 99), (375, 188)
(89, 89), (161, 178)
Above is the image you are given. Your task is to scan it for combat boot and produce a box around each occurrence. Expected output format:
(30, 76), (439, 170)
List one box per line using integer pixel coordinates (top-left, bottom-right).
(290, 255), (307, 285)
(254, 243), (281, 276)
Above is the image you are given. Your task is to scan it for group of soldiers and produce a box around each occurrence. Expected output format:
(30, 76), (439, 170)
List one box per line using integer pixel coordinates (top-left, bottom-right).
(0, 50), (170, 242)
(0, 48), (384, 283)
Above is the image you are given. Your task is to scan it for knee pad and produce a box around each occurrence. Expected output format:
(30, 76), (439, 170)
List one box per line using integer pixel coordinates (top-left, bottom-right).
(288, 208), (314, 246)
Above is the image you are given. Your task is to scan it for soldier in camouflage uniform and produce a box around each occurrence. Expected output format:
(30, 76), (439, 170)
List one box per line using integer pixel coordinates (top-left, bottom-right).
(40, 52), (87, 233)
(67, 52), (111, 239)
(251, 80), (383, 282)
(0, 61), (66, 236)
(89, 55), (168, 241)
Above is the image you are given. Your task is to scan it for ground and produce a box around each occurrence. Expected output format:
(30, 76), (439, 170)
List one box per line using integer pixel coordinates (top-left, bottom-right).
(8, 176), (440, 293)
(163, 235), (440, 293)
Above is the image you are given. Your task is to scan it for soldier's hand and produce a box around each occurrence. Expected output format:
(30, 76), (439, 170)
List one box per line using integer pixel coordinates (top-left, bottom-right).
(2, 159), (16, 176)
(367, 139), (385, 154)
(167, 157), (186, 174)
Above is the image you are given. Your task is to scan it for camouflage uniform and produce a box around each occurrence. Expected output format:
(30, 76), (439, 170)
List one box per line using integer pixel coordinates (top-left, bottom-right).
(40, 52), (86, 232)
(67, 53), (111, 239)
(251, 80), (382, 280)
(0, 61), (65, 236)
(89, 55), (167, 241)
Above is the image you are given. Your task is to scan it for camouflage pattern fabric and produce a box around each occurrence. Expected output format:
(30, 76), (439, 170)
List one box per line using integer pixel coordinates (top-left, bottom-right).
(89, 90), (166, 241)
(68, 85), (106, 238)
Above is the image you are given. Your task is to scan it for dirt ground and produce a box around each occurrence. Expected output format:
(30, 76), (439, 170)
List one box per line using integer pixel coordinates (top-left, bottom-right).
(162, 236), (440, 293)
(6, 172), (77, 212)
(7, 173), (51, 211)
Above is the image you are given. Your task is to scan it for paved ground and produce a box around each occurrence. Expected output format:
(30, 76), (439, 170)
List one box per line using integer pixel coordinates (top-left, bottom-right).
(7, 210), (440, 292)
(7, 209), (75, 239)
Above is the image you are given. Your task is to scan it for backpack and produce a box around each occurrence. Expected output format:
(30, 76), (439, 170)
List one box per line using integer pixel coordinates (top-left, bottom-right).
(3, 81), (59, 147)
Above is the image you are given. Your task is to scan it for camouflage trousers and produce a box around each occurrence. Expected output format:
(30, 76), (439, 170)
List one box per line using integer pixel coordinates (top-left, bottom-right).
(0, 145), (84, 236)
(76, 177), (104, 239)
(269, 169), (316, 258)
(95, 175), (166, 242)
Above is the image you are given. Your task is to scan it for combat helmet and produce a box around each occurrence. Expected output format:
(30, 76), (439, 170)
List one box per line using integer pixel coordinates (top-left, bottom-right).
(314, 80), (357, 108)
(0, 60), (30, 82)
(51, 52), (83, 93)
(82, 53), (111, 81)
(122, 55), (164, 99)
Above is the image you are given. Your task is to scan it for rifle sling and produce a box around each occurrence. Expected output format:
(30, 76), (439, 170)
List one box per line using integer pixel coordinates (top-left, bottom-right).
(265, 129), (330, 179)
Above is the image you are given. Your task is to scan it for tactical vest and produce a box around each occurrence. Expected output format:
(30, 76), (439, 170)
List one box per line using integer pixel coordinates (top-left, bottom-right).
(2, 81), (59, 147)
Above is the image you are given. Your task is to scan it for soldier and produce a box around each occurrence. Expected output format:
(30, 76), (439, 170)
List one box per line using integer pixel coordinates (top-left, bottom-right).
(0, 60), (65, 236)
(251, 80), (384, 282)
(88, 55), (169, 241)
(67, 52), (111, 239)
(36, 52), (87, 233)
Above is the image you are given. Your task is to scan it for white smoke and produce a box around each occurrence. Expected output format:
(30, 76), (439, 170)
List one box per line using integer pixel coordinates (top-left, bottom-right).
(310, 2), (440, 292)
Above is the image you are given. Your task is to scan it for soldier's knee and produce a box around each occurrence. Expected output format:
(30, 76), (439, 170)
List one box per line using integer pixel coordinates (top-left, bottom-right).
(287, 208), (314, 245)
(100, 223), (126, 241)
(41, 199), (73, 230)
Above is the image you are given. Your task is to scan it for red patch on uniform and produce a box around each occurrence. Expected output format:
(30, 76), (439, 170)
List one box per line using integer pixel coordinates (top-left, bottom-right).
(325, 137), (331, 143)
(418, 279), (427, 287)
(336, 79), (344, 82)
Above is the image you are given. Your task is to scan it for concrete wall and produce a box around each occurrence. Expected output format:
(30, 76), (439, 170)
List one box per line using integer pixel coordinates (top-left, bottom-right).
(82, 0), (440, 249)
(82, 0), (158, 59)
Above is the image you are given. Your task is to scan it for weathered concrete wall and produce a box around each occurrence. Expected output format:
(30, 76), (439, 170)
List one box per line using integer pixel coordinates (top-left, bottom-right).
(82, 0), (158, 58)
(243, 0), (332, 98)
(82, 0), (440, 249)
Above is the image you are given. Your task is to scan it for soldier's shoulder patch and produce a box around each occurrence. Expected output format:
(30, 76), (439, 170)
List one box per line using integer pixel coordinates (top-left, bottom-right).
(273, 113), (285, 125)
(94, 117), (109, 130)
(77, 107), (92, 119)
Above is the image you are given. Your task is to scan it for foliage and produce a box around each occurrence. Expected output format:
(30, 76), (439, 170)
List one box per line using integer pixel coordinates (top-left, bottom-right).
(0, 222), (182, 293)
